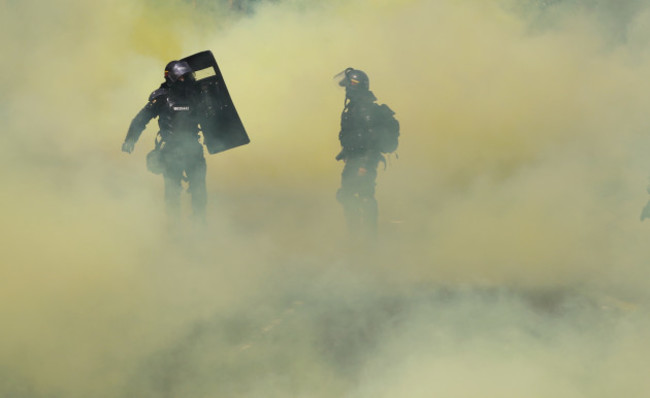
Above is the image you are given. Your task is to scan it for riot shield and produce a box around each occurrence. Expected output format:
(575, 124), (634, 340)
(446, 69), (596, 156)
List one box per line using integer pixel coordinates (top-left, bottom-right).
(180, 50), (250, 154)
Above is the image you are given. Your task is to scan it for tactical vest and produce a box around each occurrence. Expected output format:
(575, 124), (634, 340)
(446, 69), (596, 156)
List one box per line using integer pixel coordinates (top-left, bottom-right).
(339, 101), (377, 151)
(158, 95), (200, 140)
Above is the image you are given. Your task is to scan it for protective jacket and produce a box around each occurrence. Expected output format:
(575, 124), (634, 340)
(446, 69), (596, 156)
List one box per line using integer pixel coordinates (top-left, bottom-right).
(125, 83), (201, 145)
(338, 90), (382, 159)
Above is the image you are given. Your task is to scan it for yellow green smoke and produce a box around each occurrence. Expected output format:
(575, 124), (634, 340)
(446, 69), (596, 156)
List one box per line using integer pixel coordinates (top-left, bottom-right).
(1, 0), (650, 396)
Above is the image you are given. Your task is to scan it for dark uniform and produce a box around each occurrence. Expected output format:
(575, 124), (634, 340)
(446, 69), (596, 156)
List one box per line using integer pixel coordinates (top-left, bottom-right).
(336, 68), (391, 237)
(122, 61), (207, 221)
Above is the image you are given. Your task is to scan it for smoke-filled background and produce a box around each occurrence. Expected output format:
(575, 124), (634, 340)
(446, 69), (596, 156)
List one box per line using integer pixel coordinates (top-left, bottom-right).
(2, 0), (650, 396)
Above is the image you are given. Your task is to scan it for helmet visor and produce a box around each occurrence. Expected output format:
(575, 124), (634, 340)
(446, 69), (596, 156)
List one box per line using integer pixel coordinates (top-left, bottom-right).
(334, 67), (353, 87)
(169, 61), (194, 83)
(178, 71), (196, 83)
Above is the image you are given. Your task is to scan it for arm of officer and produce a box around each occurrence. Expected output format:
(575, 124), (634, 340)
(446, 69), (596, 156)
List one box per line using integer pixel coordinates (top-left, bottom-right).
(122, 89), (165, 153)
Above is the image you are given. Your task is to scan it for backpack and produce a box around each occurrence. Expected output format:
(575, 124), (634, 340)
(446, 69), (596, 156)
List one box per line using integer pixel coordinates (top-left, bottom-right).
(373, 104), (400, 154)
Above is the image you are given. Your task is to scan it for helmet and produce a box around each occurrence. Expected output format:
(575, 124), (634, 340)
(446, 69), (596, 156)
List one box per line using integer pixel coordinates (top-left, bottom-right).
(337, 67), (369, 91)
(164, 60), (194, 84)
(164, 61), (177, 84)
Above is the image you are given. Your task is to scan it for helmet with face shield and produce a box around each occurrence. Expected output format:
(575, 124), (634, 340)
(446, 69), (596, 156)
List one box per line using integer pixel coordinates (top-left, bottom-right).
(165, 60), (195, 84)
(335, 67), (370, 91)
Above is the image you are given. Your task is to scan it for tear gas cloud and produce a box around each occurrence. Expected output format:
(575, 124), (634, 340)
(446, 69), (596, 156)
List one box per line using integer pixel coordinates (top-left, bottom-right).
(1, 0), (650, 396)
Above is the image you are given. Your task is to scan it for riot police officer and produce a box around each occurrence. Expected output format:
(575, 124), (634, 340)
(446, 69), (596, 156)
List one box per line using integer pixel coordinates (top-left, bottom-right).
(335, 68), (400, 238)
(122, 60), (207, 221)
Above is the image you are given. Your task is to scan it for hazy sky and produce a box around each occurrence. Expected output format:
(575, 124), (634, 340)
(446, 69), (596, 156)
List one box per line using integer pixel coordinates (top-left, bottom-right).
(1, 0), (650, 396)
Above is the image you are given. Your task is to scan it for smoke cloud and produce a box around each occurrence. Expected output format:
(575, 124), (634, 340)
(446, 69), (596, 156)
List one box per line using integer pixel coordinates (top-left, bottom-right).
(1, 0), (650, 396)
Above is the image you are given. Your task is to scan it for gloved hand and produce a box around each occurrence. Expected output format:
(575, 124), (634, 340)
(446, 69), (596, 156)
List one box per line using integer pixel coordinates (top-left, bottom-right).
(122, 140), (135, 153)
(640, 200), (650, 221)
